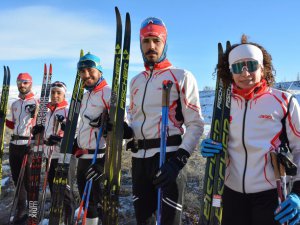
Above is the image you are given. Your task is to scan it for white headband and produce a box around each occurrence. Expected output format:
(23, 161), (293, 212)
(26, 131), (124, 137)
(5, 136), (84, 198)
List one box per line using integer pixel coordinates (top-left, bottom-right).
(229, 44), (264, 68)
(50, 86), (66, 94)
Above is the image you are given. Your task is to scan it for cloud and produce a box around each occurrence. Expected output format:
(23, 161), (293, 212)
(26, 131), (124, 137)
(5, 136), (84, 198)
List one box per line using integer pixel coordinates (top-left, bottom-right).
(0, 5), (143, 67)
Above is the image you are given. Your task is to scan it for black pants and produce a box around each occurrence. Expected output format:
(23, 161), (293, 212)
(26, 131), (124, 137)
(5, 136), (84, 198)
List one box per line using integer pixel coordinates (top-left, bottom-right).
(9, 143), (31, 209)
(77, 157), (105, 219)
(222, 186), (280, 225)
(132, 152), (187, 225)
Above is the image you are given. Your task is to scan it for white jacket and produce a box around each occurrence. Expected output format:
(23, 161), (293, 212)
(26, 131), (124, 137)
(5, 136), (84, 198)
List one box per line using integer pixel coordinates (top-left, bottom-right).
(128, 59), (204, 158)
(7, 92), (38, 145)
(77, 80), (111, 159)
(225, 86), (300, 193)
(43, 101), (68, 159)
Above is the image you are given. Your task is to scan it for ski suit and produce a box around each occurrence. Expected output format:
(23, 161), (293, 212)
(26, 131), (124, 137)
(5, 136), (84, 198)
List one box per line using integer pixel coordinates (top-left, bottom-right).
(75, 79), (111, 220)
(128, 59), (204, 225)
(222, 85), (300, 225)
(6, 92), (38, 221)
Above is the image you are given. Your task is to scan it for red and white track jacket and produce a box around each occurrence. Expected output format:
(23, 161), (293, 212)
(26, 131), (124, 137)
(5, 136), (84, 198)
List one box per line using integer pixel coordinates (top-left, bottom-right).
(6, 92), (38, 145)
(43, 101), (68, 159)
(225, 85), (300, 193)
(128, 59), (204, 158)
(77, 80), (111, 159)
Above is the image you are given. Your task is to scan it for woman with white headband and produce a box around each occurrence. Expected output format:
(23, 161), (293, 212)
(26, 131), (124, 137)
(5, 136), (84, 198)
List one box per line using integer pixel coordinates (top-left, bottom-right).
(200, 35), (300, 225)
(32, 80), (75, 224)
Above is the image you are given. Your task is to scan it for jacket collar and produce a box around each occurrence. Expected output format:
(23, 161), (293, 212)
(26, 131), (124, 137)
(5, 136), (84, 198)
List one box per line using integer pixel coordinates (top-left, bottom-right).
(233, 79), (268, 100)
(47, 100), (68, 112)
(19, 92), (34, 100)
(144, 59), (172, 71)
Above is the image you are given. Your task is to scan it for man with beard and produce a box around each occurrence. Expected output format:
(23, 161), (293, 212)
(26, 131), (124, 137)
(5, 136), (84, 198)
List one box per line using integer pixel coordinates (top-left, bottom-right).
(125, 17), (204, 225)
(73, 53), (111, 225)
(6, 73), (38, 224)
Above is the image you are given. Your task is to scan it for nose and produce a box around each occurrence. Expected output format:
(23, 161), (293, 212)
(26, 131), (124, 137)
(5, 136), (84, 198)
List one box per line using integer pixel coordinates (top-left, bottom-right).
(241, 67), (251, 77)
(80, 69), (90, 78)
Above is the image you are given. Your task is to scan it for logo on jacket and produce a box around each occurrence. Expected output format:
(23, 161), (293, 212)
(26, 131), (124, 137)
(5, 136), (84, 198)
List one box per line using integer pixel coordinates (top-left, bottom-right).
(258, 114), (273, 120)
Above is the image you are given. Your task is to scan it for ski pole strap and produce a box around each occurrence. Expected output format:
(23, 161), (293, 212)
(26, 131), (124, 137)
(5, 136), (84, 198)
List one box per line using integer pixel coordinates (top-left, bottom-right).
(11, 134), (30, 141)
(126, 134), (182, 153)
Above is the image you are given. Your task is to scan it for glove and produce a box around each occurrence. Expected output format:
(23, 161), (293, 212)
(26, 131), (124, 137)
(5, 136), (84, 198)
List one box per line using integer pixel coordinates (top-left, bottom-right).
(200, 138), (222, 157)
(153, 148), (190, 189)
(274, 193), (300, 225)
(85, 163), (104, 181)
(85, 113), (102, 128)
(123, 122), (133, 139)
(31, 125), (45, 135)
(25, 104), (36, 118)
(47, 135), (63, 146)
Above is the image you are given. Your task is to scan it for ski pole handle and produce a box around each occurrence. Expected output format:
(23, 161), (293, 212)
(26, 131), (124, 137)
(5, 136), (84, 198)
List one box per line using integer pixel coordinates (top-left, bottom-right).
(162, 80), (173, 107)
(271, 152), (284, 203)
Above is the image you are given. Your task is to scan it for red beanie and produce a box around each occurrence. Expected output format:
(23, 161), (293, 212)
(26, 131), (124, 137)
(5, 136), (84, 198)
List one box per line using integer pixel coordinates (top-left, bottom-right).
(17, 73), (32, 82)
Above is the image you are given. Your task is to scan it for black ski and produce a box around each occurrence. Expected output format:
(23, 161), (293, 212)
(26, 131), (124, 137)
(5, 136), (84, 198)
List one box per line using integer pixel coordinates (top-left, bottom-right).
(0, 66), (10, 195)
(48, 50), (84, 225)
(199, 41), (231, 225)
(102, 7), (131, 225)
(28, 64), (53, 225)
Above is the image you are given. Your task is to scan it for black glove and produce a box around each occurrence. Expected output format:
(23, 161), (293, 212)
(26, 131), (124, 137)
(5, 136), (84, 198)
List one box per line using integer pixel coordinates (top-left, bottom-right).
(31, 124), (45, 135)
(25, 104), (36, 118)
(123, 122), (133, 139)
(85, 163), (104, 181)
(47, 135), (63, 146)
(153, 148), (190, 189)
(85, 114), (102, 128)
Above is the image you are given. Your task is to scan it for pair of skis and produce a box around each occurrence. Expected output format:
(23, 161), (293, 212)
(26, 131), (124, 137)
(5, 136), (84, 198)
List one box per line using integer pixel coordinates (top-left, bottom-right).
(199, 42), (231, 225)
(0, 66), (10, 195)
(27, 64), (53, 225)
(48, 50), (84, 225)
(102, 6), (131, 225)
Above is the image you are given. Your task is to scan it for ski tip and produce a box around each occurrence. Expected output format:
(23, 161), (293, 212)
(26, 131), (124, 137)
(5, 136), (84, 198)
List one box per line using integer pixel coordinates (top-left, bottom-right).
(50, 64), (53, 74)
(80, 49), (84, 58)
(44, 64), (47, 74)
(115, 6), (120, 14)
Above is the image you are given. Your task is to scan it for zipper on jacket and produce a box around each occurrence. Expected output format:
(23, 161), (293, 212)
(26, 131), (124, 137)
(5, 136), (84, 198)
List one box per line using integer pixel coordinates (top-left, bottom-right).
(141, 67), (154, 158)
(242, 100), (248, 193)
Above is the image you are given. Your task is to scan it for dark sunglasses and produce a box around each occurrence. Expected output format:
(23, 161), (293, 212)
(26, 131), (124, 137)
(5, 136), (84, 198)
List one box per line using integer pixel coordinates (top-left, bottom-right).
(77, 60), (98, 71)
(231, 60), (260, 74)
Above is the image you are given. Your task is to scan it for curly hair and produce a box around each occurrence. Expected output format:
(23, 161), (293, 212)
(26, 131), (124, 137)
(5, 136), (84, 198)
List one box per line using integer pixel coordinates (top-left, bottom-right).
(218, 34), (276, 87)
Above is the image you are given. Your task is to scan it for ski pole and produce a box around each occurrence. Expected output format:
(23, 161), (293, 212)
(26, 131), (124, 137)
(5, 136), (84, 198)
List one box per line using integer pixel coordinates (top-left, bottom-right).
(75, 110), (107, 225)
(270, 152), (287, 225)
(156, 80), (173, 225)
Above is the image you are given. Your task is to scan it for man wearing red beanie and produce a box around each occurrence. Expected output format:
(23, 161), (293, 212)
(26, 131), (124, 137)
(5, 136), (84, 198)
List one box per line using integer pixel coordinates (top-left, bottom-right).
(124, 17), (204, 225)
(6, 72), (38, 223)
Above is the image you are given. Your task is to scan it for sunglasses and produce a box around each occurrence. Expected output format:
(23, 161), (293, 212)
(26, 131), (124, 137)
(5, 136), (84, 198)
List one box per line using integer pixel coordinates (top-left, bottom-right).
(231, 60), (260, 74)
(17, 80), (31, 85)
(141, 17), (165, 29)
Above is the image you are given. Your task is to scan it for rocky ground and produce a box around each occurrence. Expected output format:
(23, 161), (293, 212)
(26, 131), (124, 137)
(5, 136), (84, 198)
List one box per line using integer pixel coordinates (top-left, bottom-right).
(0, 130), (206, 225)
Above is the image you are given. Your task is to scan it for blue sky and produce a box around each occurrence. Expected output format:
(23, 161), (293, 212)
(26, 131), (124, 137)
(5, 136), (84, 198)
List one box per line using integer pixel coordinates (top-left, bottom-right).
(1, 0), (300, 91)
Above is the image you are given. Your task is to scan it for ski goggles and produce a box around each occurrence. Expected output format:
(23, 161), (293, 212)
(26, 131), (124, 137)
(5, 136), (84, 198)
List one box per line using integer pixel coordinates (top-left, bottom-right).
(51, 81), (67, 93)
(231, 60), (260, 74)
(140, 17), (166, 29)
(17, 80), (31, 85)
(77, 60), (102, 72)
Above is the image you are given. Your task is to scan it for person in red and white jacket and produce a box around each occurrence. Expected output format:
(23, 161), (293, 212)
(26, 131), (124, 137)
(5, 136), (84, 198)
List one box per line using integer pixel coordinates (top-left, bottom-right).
(34, 81), (75, 224)
(200, 35), (300, 225)
(125, 17), (204, 225)
(73, 53), (111, 225)
(6, 73), (38, 223)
